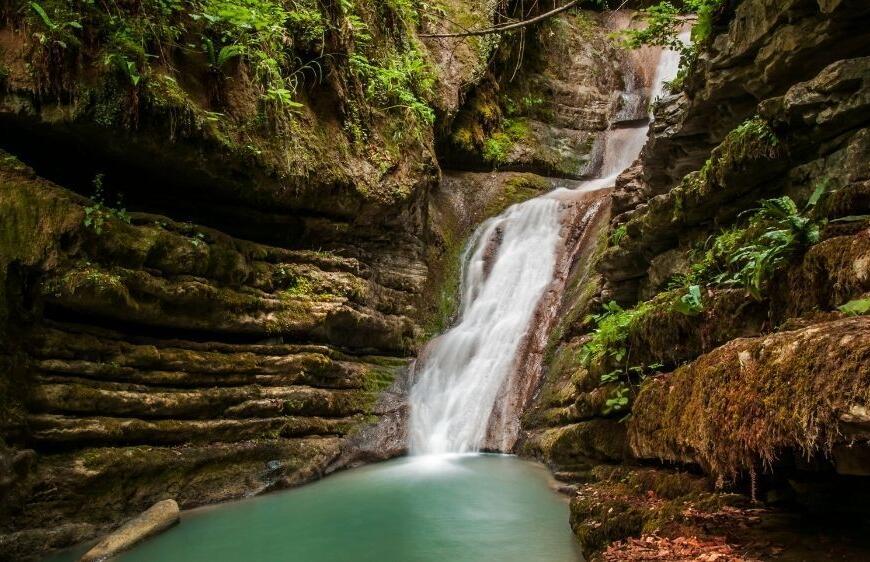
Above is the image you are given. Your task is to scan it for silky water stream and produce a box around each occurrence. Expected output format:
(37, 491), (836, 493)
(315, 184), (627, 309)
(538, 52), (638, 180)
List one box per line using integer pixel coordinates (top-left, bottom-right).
(46, 26), (687, 562)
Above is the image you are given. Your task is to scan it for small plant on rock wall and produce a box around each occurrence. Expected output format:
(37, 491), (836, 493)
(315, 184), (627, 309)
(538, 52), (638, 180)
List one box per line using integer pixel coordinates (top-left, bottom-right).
(26, 0), (83, 94)
(839, 299), (870, 316)
(610, 224), (628, 246)
(672, 284), (704, 315)
(189, 232), (207, 248)
(83, 174), (131, 235)
(28, 1), (82, 49)
(582, 300), (665, 416)
(600, 363), (663, 415)
(673, 182), (829, 300)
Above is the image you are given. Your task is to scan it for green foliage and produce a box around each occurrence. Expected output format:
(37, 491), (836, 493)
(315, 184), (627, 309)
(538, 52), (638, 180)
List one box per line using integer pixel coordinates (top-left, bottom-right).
(482, 119), (530, 166)
(21, 0), (434, 138)
(581, 300), (665, 415)
(350, 46), (436, 126)
(673, 284), (704, 316)
(674, 183), (828, 300)
(621, 2), (686, 52)
(188, 231), (207, 248)
(603, 386), (630, 415)
(28, 1), (82, 49)
(104, 53), (141, 87)
(838, 299), (870, 316)
(581, 301), (636, 367)
(503, 94), (546, 118)
(686, 116), (781, 199)
(611, 224), (627, 246)
(621, 1), (724, 94)
(191, 0), (322, 116)
(83, 174), (131, 235)
(729, 115), (780, 155)
(203, 37), (244, 74)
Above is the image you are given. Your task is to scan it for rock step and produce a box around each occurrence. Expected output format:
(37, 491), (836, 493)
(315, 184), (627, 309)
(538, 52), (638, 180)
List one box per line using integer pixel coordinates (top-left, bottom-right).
(629, 316), (870, 478)
(28, 381), (374, 419)
(33, 358), (366, 390)
(41, 262), (416, 352)
(28, 414), (361, 446)
(30, 325), (404, 389)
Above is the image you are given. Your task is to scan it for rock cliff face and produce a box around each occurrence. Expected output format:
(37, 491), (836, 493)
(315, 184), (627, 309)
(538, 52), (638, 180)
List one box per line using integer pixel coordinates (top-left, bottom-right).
(522, 0), (870, 559)
(0, 1), (642, 557)
(0, 0), (503, 558)
(439, 10), (631, 177)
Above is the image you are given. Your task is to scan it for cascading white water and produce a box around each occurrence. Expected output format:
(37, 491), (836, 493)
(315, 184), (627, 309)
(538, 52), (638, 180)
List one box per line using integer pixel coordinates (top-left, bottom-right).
(409, 199), (563, 454)
(409, 29), (689, 456)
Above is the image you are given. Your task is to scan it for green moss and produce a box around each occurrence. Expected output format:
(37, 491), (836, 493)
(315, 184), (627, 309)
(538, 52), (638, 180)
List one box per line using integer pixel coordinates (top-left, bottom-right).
(450, 127), (476, 153)
(360, 359), (402, 392)
(630, 316), (870, 482)
(483, 173), (549, 217)
(482, 118), (532, 166)
(61, 265), (124, 295)
(4, 0), (440, 206)
(692, 116), (781, 193)
(422, 227), (464, 338)
(482, 132), (513, 164)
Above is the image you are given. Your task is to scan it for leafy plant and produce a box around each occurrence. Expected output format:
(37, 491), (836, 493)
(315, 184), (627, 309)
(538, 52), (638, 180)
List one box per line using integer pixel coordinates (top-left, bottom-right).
(611, 225), (628, 246)
(601, 362), (664, 415)
(189, 232), (207, 248)
(582, 300), (667, 416)
(350, 47), (436, 126)
(105, 53), (142, 86)
(603, 386), (630, 415)
(726, 188), (824, 299)
(838, 299), (870, 316)
(29, 1), (82, 49)
(673, 284), (704, 315)
(621, 1), (724, 94)
(586, 299), (625, 326)
(83, 174), (131, 235)
(203, 37), (245, 74)
(675, 183), (828, 300)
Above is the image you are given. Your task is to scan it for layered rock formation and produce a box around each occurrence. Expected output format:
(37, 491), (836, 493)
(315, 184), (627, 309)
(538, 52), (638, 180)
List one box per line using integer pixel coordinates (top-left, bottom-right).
(3, 0), (869, 560)
(0, 0), (504, 558)
(438, 10), (632, 177)
(521, 0), (870, 559)
(0, 2), (639, 559)
(0, 152), (417, 558)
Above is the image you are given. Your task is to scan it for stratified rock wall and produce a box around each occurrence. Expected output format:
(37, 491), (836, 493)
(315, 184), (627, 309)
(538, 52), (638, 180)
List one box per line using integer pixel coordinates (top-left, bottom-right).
(0, 156), (414, 558)
(522, 1), (870, 559)
(438, 10), (632, 178)
(0, 1), (511, 558)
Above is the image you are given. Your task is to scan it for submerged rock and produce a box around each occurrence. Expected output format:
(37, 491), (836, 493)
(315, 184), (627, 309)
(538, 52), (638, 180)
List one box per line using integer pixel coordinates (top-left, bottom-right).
(79, 499), (180, 562)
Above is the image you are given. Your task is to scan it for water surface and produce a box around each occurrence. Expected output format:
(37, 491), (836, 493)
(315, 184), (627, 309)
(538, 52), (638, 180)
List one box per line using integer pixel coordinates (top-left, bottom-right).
(49, 455), (581, 562)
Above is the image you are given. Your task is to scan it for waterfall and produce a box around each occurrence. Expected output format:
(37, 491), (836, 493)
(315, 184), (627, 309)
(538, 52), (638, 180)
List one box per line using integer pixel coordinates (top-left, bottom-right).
(409, 30), (688, 456)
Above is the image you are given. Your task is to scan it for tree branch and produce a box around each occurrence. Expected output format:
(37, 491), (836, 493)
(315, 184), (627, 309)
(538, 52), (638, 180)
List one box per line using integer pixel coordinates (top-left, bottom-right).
(419, 0), (582, 38)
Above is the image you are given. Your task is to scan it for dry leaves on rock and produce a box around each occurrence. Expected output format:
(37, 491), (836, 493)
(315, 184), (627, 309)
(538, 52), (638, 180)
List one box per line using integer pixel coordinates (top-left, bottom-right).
(602, 534), (762, 562)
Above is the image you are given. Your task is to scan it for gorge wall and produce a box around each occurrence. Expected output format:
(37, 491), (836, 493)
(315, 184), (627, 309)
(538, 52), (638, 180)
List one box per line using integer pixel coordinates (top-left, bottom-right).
(520, 0), (870, 559)
(0, 0), (501, 557)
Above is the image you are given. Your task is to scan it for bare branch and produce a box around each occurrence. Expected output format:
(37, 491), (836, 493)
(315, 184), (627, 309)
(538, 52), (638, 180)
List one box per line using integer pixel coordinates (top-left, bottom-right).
(419, 0), (582, 38)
